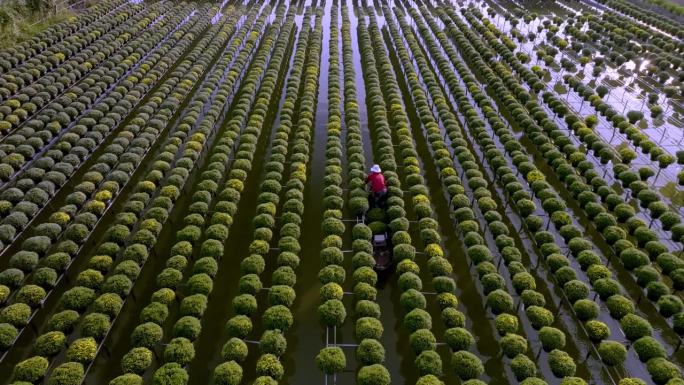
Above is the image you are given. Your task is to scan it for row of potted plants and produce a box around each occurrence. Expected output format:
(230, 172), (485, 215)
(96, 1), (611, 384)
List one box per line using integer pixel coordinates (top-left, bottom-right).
(0, 4), (207, 356)
(439, 6), (681, 383)
(0, 2), (158, 138)
(398, 6), (592, 382)
(0, 0), (126, 75)
(365, 9), (480, 384)
(103, 4), (268, 384)
(456, 7), (684, 327)
(3, 8), (231, 384)
(0, 1), (139, 108)
(0, 3), (195, 260)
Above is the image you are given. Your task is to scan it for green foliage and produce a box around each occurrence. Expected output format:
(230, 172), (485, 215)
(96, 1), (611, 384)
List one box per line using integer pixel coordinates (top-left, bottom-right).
(213, 361), (242, 385)
(357, 364), (391, 385)
(451, 351), (483, 380)
(13, 356), (49, 382)
(122, 347), (153, 374)
(316, 347), (346, 374)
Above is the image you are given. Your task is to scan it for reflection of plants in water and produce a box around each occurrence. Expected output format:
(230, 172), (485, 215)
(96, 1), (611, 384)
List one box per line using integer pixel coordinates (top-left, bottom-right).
(659, 182), (684, 207)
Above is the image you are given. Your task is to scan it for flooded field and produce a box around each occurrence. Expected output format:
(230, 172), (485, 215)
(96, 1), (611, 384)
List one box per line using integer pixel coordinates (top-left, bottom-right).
(0, 0), (682, 384)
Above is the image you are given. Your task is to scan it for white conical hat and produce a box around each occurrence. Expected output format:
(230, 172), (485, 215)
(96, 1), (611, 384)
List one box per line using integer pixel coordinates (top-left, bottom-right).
(370, 164), (381, 173)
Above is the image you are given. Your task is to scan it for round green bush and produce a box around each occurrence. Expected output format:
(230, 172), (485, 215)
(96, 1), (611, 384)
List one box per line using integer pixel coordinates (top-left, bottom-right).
(355, 300), (381, 319)
(109, 374), (143, 385)
(606, 294), (635, 319)
(548, 349), (576, 377)
(441, 308), (465, 328)
(213, 361), (242, 385)
(404, 308), (432, 332)
(171, 316), (200, 340)
(61, 286), (96, 311)
(511, 354), (537, 381)
(444, 327), (474, 351)
(268, 285), (296, 307)
(357, 364), (390, 385)
(635, 266), (661, 287)
(521, 290), (546, 308)
(35, 331), (65, 356)
(316, 347), (346, 374)
(164, 337), (195, 366)
(647, 357), (681, 384)
(92, 293), (124, 317)
(495, 313), (519, 335)
(0, 322), (18, 350)
(512, 272), (536, 294)
(585, 320), (610, 342)
(486, 289), (514, 314)
(620, 314), (653, 341)
(263, 305), (293, 331)
(47, 362), (84, 385)
(66, 337), (97, 363)
(451, 351), (484, 380)
(15, 285), (46, 307)
(256, 353), (284, 380)
(13, 356), (49, 382)
(152, 363), (188, 385)
(539, 326), (566, 351)
(598, 340), (627, 366)
(398, 272), (421, 292)
(501, 333), (528, 358)
(186, 273), (213, 296)
(482, 273), (505, 294)
(564, 280), (589, 303)
(410, 329), (436, 354)
(180, 294), (208, 318)
(226, 315), (252, 338)
(674, 313), (684, 335)
(526, 306), (554, 330)
(400, 289), (426, 311)
(131, 322), (163, 348)
(47, 310), (80, 333)
(259, 329), (286, 356)
(0, 303), (31, 327)
(634, 336), (666, 362)
(648, 281), (671, 301)
(140, 302), (168, 325)
(594, 278), (621, 299)
(658, 295), (684, 317)
(221, 338), (248, 362)
(356, 338), (385, 365)
(618, 379), (646, 385)
(415, 349), (442, 376)
(416, 374), (444, 385)
(559, 377), (587, 385)
(81, 312), (110, 340)
(620, 248), (649, 270)
(252, 376), (277, 385)
(520, 378), (548, 385)
(122, 347), (152, 374)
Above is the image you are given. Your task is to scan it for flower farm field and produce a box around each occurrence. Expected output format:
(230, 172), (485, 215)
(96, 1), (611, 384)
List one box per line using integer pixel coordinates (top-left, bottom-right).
(0, 0), (683, 384)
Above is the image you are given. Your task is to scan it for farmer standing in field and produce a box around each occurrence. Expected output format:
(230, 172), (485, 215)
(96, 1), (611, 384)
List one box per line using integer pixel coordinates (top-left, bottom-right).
(366, 164), (387, 207)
